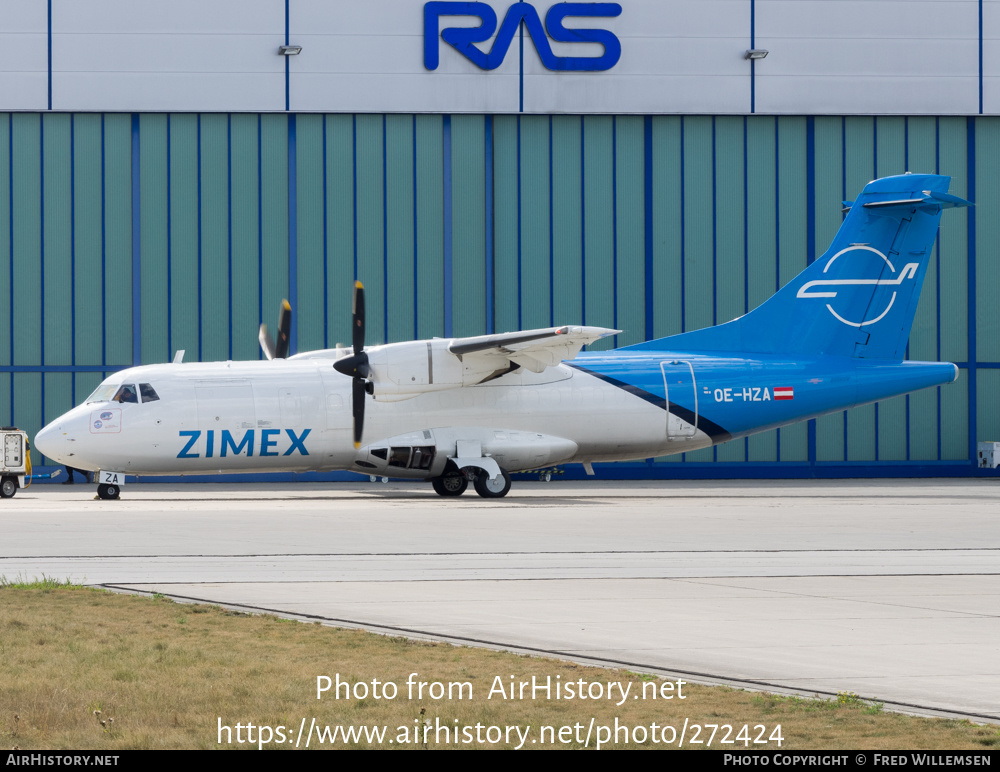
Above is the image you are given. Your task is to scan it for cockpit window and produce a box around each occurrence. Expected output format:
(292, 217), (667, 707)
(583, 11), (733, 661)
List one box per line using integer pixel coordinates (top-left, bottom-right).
(139, 383), (160, 403)
(113, 385), (138, 404)
(86, 383), (120, 404)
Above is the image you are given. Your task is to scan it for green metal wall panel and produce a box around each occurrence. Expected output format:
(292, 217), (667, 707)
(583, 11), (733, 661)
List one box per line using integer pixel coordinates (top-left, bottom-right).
(877, 395), (908, 461)
(168, 114), (200, 360)
(937, 118), (968, 364)
(977, 369), (1000, 445)
(385, 114), (416, 343)
(650, 116), (682, 340)
(72, 115), (105, 367)
(229, 114), (261, 361)
(682, 117), (713, 338)
(12, 114), (41, 368)
(450, 115), (487, 337)
(74, 372), (103, 409)
(905, 117), (939, 364)
(259, 114), (289, 347)
(492, 115), (519, 333)
(745, 117), (776, 314)
(44, 372), (72, 426)
(0, 375), (7, 432)
(550, 116), (583, 329)
(942, 369), (969, 460)
(975, 119), (1000, 363)
(102, 114), (131, 367)
(583, 116), (614, 349)
(713, 116), (744, 327)
(614, 115), (644, 348)
(875, 117), (906, 177)
(294, 114), (326, 353)
(354, 114), (385, 344)
(521, 115), (552, 332)
(0, 115), (8, 369)
(139, 114), (168, 365)
(42, 114), (72, 369)
(324, 115), (355, 347)
(414, 115), (444, 340)
(199, 114), (231, 363)
(14, 373), (41, 465)
(908, 385), (939, 461)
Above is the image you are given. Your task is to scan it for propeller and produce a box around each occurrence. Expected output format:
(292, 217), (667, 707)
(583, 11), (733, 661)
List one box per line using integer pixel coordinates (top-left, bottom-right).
(332, 282), (370, 448)
(259, 300), (292, 360)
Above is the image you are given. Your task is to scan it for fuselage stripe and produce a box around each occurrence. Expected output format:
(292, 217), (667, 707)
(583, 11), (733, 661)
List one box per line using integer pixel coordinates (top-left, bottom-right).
(568, 364), (732, 443)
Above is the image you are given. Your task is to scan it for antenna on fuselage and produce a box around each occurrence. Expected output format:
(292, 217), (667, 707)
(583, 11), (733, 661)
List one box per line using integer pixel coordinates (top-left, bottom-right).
(172, 350), (185, 364)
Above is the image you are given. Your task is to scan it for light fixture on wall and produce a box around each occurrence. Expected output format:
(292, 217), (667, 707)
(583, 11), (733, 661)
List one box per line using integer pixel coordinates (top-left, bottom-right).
(278, 45), (302, 55)
(745, 49), (768, 60)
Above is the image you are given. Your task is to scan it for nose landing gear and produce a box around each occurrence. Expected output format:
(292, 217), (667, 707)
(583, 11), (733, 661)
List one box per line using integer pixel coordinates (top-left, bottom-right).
(96, 483), (120, 500)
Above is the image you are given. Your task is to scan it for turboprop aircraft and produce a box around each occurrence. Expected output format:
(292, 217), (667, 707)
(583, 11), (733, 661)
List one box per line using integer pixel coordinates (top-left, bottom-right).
(35, 173), (968, 500)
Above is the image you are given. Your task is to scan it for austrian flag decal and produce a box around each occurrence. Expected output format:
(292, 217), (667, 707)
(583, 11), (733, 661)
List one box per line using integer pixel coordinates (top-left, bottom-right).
(774, 387), (794, 401)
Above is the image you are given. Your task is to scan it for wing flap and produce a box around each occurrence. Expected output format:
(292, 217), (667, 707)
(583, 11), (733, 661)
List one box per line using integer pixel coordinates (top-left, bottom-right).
(449, 325), (619, 373)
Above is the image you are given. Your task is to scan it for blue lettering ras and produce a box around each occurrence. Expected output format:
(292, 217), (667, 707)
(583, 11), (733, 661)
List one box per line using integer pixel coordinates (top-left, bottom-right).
(424, 2), (621, 72)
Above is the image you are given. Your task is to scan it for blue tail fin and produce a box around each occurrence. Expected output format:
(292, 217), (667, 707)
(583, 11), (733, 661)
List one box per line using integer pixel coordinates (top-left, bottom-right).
(627, 173), (970, 359)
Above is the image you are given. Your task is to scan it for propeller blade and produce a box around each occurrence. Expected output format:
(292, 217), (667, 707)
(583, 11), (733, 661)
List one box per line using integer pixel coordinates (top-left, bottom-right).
(352, 377), (366, 449)
(275, 299), (292, 359)
(352, 281), (365, 355)
(259, 324), (276, 361)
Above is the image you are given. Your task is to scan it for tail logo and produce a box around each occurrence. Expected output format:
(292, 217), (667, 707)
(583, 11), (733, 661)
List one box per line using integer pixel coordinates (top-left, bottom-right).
(796, 245), (919, 328)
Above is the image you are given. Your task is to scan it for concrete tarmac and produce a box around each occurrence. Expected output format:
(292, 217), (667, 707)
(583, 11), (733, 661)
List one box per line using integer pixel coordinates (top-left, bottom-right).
(2, 479), (998, 721)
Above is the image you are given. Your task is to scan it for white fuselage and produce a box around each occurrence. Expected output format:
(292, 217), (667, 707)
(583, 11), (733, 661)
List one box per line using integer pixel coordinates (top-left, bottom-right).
(34, 357), (708, 477)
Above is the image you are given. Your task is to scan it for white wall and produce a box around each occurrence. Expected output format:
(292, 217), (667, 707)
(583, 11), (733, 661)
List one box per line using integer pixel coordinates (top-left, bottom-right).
(0, 0), (994, 114)
(0, 2), (48, 110)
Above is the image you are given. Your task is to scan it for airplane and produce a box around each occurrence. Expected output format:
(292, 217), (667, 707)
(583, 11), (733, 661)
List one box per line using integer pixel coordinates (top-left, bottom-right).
(34, 173), (969, 500)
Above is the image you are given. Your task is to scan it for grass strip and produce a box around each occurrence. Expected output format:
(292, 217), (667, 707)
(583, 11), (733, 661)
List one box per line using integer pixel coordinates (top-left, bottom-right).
(0, 583), (997, 750)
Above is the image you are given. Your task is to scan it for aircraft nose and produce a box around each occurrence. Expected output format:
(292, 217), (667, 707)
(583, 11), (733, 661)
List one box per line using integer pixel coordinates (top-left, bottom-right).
(35, 417), (74, 465)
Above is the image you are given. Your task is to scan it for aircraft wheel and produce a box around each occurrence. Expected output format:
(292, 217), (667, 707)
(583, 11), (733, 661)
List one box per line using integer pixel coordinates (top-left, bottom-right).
(0, 476), (17, 498)
(432, 475), (468, 497)
(97, 483), (120, 500)
(473, 469), (511, 498)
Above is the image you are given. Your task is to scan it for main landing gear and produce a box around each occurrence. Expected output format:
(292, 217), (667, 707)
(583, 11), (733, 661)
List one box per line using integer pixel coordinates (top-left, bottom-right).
(431, 468), (512, 498)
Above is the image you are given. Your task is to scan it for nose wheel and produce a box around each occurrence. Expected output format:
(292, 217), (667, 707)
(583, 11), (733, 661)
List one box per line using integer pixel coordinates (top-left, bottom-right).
(97, 483), (120, 500)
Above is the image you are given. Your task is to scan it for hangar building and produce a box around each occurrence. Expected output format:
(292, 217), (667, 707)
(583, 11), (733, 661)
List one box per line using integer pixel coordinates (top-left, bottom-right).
(1, 0), (997, 477)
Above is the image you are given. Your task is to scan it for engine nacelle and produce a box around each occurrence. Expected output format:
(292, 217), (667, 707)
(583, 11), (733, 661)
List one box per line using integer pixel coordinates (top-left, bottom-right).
(361, 340), (516, 401)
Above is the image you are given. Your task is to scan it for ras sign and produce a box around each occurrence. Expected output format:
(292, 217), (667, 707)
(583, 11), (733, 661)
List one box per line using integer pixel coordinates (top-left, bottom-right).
(424, 2), (622, 72)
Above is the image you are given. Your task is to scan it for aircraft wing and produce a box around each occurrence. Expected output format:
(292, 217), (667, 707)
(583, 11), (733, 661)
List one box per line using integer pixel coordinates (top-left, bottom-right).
(448, 325), (620, 373)
(352, 325), (620, 401)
